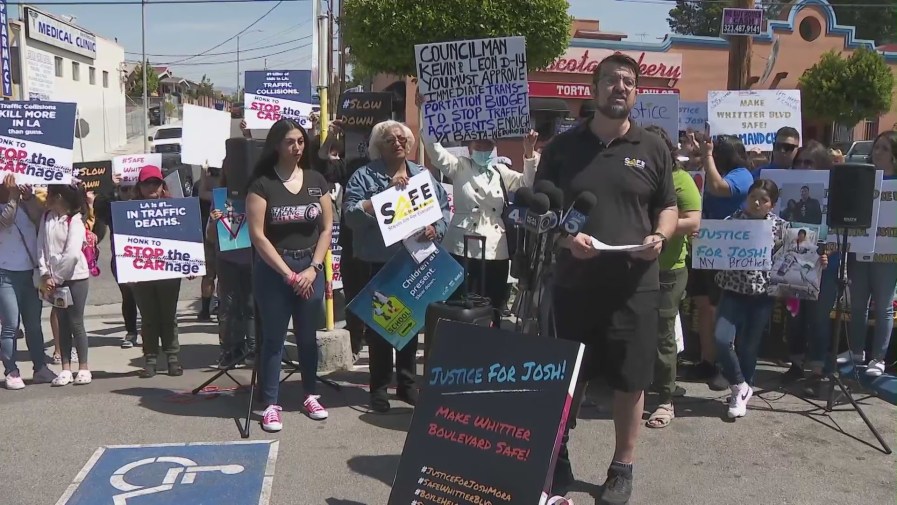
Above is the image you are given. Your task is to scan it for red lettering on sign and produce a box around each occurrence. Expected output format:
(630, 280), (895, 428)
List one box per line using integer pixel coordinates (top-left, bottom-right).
(543, 48), (683, 79)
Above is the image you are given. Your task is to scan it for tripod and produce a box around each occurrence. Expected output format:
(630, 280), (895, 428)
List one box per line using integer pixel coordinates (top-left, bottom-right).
(512, 234), (558, 339)
(820, 229), (891, 454)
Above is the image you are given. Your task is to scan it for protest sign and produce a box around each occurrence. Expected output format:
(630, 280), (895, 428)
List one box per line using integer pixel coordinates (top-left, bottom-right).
(0, 101), (76, 184)
(112, 153), (162, 187)
(707, 90), (802, 150)
(762, 169), (828, 225)
(165, 171), (183, 199)
(371, 171), (445, 246)
(181, 104), (230, 168)
(111, 197), (206, 283)
(416, 36), (530, 143)
(442, 182), (455, 220)
(73, 160), (113, 196)
(679, 101), (708, 131)
(631, 92), (679, 140)
(243, 70), (314, 130)
(769, 226), (824, 300)
(872, 179), (897, 263)
(212, 187), (249, 251)
(721, 7), (763, 36)
(388, 320), (584, 505)
(848, 169), (883, 260)
(347, 245), (463, 350)
(336, 92), (392, 130)
(330, 221), (342, 290)
(692, 219), (775, 270)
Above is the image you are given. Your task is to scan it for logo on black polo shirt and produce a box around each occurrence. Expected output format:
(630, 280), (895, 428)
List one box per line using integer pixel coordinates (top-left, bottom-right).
(270, 203), (322, 223)
(308, 187), (323, 197)
(624, 157), (647, 170)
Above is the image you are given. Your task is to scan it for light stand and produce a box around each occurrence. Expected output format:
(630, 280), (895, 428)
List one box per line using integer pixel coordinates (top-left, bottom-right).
(820, 228), (891, 454)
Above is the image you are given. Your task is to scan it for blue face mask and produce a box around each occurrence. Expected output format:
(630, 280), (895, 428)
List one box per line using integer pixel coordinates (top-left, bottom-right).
(470, 150), (495, 167)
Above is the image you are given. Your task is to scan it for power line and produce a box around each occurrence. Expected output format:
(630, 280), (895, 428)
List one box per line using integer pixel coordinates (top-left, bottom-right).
(249, 20), (312, 46)
(125, 36), (307, 57)
(164, 1), (284, 65)
(7, 0), (304, 4)
(616, 0), (893, 7)
(168, 41), (312, 66)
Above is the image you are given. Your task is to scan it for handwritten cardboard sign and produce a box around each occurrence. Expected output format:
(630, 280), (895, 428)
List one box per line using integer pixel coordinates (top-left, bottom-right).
(678, 101), (707, 131)
(707, 90), (802, 150)
(872, 179), (897, 263)
(692, 219), (775, 271)
(371, 171), (444, 246)
(73, 160), (113, 196)
(416, 36), (530, 143)
(631, 93), (679, 141)
(112, 153), (162, 187)
(336, 92), (392, 131)
(388, 321), (584, 505)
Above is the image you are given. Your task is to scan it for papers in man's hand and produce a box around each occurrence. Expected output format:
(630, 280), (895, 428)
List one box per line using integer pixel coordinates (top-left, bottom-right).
(403, 229), (437, 264)
(590, 236), (662, 252)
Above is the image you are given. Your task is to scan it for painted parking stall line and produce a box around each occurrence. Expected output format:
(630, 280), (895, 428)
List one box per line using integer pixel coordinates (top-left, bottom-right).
(56, 440), (278, 505)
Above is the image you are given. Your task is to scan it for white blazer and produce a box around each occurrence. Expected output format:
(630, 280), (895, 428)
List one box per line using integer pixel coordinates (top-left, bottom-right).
(424, 140), (538, 260)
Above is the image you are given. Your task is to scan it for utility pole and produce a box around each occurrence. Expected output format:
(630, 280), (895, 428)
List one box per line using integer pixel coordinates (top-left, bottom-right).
(726, 0), (754, 90)
(141, 0), (148, 152)
(236, 36), (240, 95)
(327, 1), (335, 115)
(337, 0), (346, 96)
(317, 6), (335, 331)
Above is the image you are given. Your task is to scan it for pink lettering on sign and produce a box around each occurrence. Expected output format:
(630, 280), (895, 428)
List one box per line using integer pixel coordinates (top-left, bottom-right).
(543, 48), (683, 80)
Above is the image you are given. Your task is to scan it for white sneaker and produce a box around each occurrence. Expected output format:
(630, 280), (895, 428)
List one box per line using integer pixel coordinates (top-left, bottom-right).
(73, 370), (92, 385)
(32, 366), (58, 384)
(261, 405), (283, 432)
(727, 383), (753, 419)
(836, 350), (864, 365)
(4, 371), (25, 390)
(52, 370), (73, 387)
(866, 359), (886, 377)
(303, 395), (329, 420)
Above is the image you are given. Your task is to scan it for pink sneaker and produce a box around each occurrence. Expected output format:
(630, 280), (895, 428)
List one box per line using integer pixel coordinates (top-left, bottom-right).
(303, 395), (329, 420)
(261, 405), (283, 432)
(4, 371), (25, 390)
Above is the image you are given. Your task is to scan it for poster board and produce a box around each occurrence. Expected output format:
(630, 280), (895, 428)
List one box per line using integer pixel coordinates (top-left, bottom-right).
(112, 153), (162, 187)
(371, 171), (445, 246)
(849, 170), (884, 260)
(872, 179), (897, 263)
(692, 219), (775, 271)
(707, 90), (801, 151)
(0, 101), (76, 184)
(73, 160), (113, 196)
(181, 104), (230, 168)
(631, 92), (679, 140)
(212, 187), (249, 251)
(243, 70), (315, 130)
(679, 101), (707, 131)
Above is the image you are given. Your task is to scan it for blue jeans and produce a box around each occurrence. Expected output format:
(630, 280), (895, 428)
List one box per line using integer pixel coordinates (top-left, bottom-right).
(715, 290), (775, 385)
(786, 267), (839, 371)
(254, 251), (324, 405)
(848, 257), (897, 360)
(0, 269), (46, 376)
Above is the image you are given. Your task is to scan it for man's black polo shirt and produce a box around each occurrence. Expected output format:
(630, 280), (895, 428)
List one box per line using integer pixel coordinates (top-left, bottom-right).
(536, 118), (676, 292)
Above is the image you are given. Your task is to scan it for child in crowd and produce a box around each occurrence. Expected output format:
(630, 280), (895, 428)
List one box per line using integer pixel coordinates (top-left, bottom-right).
(713, 179), (826, 418)
(38, 184), (92, 386)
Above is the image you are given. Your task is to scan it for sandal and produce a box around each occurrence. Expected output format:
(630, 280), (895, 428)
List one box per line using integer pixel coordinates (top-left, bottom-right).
(139, 356), (157, 378)
(51, 353), (62, 365)
(646, 403), (674, 429)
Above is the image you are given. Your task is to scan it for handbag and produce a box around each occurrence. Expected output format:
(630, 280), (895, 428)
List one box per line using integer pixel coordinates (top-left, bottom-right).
(497, 173), (518, 256)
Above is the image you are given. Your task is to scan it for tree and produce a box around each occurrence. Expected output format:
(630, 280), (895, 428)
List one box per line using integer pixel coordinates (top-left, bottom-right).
(831, 0), (896, 45)
(666, 1), (786, 37)
(341, 0), (572, 76)
(798, 48), (895, 128)
(195, 74), (216, 98)
(129, 61), (159, 97)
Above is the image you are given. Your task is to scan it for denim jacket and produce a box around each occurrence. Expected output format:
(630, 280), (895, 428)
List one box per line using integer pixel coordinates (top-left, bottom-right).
(343, 159), (450, 264)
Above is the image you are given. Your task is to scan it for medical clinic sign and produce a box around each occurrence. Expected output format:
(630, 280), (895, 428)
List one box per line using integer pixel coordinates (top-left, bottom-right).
(544, 48), (683, 80)
(24, 7), (96, 59)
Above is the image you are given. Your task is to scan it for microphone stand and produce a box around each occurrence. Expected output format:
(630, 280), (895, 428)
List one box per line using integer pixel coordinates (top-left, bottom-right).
(513, 230), (558, 337)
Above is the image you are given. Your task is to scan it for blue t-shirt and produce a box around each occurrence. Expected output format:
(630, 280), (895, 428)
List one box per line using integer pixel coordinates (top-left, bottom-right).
(703, 167), (754, 219)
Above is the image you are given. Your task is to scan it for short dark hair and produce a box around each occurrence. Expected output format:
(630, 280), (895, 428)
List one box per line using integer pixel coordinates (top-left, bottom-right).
(776, 126), (800, 141)
(749, 178), (780, 204)
(713, 135), (750, 173)
(593, 53), (640, 85)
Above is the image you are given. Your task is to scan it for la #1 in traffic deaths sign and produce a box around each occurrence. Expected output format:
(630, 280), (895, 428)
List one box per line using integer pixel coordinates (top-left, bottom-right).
(56, 440), (278, 505)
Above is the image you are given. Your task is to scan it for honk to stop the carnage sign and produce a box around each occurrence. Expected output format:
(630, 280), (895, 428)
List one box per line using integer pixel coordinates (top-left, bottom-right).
(243, 70), (315, 130)
(372, 172), (444, 246)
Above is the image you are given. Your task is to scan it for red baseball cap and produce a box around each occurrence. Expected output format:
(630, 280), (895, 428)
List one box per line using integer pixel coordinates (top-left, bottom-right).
(137, 165), (164, 182)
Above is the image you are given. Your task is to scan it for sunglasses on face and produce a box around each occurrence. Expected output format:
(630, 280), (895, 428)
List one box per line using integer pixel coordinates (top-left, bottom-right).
(382, 136), (408, 146)
(774, 142), (798, 152)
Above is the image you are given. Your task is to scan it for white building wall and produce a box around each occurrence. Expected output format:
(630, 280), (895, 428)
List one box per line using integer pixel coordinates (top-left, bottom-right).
(14, 15), (127, 162)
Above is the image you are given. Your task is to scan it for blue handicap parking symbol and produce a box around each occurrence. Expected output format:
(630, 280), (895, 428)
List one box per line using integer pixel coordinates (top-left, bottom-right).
(57, 441), (278, 505)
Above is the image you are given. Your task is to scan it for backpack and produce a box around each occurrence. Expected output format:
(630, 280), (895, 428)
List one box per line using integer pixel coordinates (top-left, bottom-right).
(44, 212), (101, 277)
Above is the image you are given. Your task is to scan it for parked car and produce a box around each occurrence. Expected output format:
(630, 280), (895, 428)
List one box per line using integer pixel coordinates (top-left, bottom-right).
(149, 126), (182, 155)
(844, 140), (873, 163)
(148, 105), (161, 126)
(231, 103), (244, 118)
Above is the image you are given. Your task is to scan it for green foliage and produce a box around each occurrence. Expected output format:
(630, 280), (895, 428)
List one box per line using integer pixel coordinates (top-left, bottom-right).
(666, 1), (787, 37)
(194, 74), (216, 98)
(129, 61), (159, 97)
(798, 48), (895, 127)
(342, 0), (572, 76)
(832, 0), (896, 45)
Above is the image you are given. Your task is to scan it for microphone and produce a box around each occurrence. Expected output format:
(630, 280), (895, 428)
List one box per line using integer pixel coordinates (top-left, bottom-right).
(506, 186), (533, 226)
(535, 181), (565, 230)
(561, 191), (597, 236)
(523, 193), (553, 233)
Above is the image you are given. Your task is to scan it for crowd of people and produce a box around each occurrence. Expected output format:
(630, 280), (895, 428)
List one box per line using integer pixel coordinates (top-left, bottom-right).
(1, 52), (895, 505)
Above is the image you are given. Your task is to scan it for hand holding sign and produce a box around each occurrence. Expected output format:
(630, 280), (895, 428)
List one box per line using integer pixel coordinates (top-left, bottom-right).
(371, 172), (444, 246)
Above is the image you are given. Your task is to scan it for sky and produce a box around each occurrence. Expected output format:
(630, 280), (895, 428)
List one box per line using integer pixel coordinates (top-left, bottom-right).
(11, 0), (671, 91)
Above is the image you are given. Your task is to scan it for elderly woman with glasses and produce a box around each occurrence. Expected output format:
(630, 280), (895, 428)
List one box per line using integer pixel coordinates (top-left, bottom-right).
(343, 120), (450, 413)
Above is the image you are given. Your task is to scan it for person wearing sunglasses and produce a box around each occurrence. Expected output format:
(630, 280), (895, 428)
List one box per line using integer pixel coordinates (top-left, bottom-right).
(751, 126), (800, 178)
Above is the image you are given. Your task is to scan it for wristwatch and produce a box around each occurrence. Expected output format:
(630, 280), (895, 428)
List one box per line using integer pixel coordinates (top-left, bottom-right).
(310, 262), (324, 272)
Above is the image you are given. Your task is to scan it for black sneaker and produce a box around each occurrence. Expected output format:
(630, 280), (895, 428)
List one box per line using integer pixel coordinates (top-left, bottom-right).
(599, 465), (633, 505)
(397, 387), (418, 406)
(214, 353), (234, 370)
(197, 311), (212, 322)
(708, 371), (729, 391)
(781, 363), (804, 384)
(370, 389), (390, 413)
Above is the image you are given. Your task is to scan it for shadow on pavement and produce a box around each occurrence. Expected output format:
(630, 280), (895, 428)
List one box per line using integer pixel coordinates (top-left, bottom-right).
(346, 454), (400, 486)
(325, 499), (367, 505)
(111, 385), (249, 419)
(126, 343), (221, 371)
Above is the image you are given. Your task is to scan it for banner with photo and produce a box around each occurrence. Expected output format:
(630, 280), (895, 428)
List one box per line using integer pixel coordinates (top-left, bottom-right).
(347, 245), (463, 350)
(416, 36), (530, 143)
(212, 187), (249, 251)
(243, 70), (315, 130)
(768, 226), (824, 300)
(871, 179), (896, 263)
(112, 153), (162, 187)
(73, 160), (113, 196)
(762, 169), (829, 244)
(111, 197), (206, 283)
(707, 90), (801, 151)
(371, 171), (445, 246)
(692, 219), (775, 271)
(0, 101), (76, 184)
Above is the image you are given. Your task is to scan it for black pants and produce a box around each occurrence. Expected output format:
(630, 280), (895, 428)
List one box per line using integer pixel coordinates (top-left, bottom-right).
(133, 279), (182, 358)
(449, 255), (510, 327)
(341, 255), (369, 355)
(111, 258), (137, 334)
(217, 258), (254, 355)
(366, 262), (417, 394)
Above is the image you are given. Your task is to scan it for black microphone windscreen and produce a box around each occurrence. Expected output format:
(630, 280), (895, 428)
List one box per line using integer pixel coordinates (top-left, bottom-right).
(545, 186), (565, 211)
(533, 180), (556, 195)
(515, 187), (534, 206)
(530, 193), (550, 214)
(574, 192), (598, 212)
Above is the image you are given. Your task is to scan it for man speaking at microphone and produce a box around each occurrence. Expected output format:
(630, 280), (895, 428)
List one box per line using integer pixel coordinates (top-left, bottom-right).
(535, 54), (677, 504)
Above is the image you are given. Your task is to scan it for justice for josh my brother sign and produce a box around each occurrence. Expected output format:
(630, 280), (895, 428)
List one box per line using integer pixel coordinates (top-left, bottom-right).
(0, 100), (76, 185)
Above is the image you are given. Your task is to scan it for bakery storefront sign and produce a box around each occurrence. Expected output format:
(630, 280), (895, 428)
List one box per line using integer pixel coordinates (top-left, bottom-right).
(529, 82), (679, 99)
(544, 47), (683, 80)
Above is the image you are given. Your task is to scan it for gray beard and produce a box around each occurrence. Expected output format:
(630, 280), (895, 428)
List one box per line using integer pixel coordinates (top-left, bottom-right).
(598, 102), (630, 120)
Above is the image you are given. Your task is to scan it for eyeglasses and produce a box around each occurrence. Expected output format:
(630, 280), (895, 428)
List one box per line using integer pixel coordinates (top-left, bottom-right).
(382, 136), (408, 146)
(596, 74), (636, 91)
(793, 158), (814, 168)
(774, 142), (798, 153)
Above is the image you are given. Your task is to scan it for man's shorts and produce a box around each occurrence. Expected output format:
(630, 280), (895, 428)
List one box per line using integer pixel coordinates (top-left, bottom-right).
(553, 286), (660, 392)
(686, 267), (720, 305)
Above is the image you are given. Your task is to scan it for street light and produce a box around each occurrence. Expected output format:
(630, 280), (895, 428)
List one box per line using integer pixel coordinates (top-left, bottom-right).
(236, 29), (263, 95)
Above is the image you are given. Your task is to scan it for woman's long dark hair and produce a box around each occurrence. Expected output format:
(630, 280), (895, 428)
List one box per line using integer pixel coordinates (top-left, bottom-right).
(713, 135), (749, 174)
(643, 125), (680, 170)
(871, 130), (897, 171)
(48, 184), (89, 217)
(250, 119), (311, 185)
(792, 139), (833, 170)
